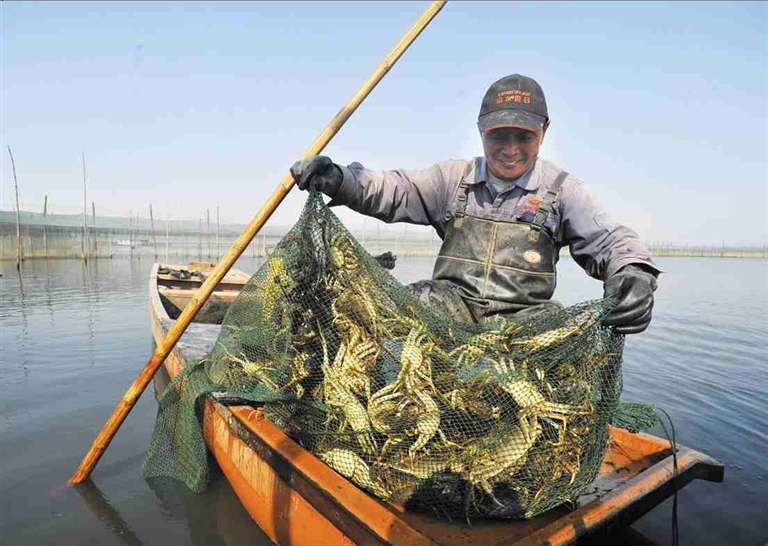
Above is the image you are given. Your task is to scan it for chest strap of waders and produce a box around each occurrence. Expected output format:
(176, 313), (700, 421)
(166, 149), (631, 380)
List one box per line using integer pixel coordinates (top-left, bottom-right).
(453, 161), (475, 229)
(527, 170), (569, 243)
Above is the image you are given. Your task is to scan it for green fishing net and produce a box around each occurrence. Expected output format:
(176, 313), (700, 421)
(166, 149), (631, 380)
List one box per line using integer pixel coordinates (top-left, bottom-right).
(142, 191), (656, 520)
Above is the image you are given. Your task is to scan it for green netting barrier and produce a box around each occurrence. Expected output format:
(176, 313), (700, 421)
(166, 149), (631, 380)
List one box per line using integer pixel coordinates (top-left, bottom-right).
(142, 191), (656, 520)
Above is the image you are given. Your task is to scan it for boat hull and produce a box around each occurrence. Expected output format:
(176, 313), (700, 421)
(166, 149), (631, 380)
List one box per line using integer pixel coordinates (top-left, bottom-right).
(148, 263), (724, 546)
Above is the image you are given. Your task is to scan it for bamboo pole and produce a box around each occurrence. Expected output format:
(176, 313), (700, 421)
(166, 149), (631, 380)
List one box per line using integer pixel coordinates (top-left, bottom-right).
(43, 195), (48, 259)
(68, 0), (447, 485)
(8, 146), (24, 269)
(216, 206), (220, 260)
(92, 202), (98, 257)
(81, 152), (89, 263)
(149, 204), (158, 259)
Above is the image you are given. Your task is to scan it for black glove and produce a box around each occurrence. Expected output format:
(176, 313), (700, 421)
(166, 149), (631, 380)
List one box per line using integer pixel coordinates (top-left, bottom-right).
(602, 264), (658, 334)
(374, 251), (397, 270)
(290, 155), (343, 194)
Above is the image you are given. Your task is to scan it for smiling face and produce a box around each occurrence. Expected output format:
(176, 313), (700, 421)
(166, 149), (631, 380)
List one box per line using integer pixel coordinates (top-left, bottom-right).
(481, 126), (545, 180)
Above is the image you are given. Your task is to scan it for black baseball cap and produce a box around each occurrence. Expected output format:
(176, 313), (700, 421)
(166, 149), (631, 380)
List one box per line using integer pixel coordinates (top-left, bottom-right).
(477, 74), (548, 133)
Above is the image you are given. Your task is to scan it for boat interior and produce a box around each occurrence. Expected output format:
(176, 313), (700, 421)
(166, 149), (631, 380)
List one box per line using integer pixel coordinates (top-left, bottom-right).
(156, 262), (250, 324)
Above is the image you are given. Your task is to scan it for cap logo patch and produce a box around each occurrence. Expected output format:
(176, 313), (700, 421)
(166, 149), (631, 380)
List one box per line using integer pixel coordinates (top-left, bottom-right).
(522, 195), (543, 213)
(496, 89), (532, 105)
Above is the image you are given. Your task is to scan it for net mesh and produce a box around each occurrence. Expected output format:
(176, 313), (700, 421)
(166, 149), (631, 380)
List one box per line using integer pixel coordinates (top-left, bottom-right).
(143, 191), (655, 520)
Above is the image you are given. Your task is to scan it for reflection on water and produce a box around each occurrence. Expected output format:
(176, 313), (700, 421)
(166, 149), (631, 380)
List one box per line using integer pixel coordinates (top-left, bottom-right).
(75, 482), (142, 546)
(0, 256), (766, 546)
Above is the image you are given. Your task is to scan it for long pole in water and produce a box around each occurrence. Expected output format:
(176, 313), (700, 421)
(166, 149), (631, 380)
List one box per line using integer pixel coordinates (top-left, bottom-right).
(68, 0), (447, 485)
(149, 204), (158, 259)
(8, 146), (24, 269)
(81, 152), (89, 263)
(92, 202), (98, 258)
(43, 195), (48, 259)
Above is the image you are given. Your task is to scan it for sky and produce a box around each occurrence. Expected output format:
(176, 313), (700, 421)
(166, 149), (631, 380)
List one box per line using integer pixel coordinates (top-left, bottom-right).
(1, 1), (766, 246)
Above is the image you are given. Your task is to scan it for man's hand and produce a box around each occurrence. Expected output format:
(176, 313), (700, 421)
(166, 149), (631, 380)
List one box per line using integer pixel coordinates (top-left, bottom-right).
(290, 156), (343, 194)
(603, 264), (658, 334)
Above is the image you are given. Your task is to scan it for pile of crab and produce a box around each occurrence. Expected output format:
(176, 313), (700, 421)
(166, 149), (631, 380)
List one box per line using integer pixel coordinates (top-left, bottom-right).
(216, 225), (620, 520)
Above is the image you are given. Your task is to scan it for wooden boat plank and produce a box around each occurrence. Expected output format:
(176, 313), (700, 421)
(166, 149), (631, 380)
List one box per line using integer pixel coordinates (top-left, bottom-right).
(158, 317), (221, 369)
(160, 288), (240, 301)
(203, 402), (369, 546)
(212, 404), (440, 546)
(148, 263), (724, 546)
(517, 444), (723, 546)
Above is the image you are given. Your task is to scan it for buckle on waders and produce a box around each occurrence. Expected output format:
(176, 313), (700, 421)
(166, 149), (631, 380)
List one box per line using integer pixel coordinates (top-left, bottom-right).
(527, 225), (541, 243)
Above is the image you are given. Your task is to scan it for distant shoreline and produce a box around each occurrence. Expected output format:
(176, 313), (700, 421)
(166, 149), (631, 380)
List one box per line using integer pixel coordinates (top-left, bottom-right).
(2, 219), (765, 261)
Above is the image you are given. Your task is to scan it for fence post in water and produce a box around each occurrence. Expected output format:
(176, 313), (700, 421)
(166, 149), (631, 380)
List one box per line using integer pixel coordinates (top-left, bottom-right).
(43, 195), (48, 259)
(206, 209), (211, 260)
(262, 228), (266, 257)
(26, 216), (34, 259)
(149, 204), (158, 259)
(8, 146), (24, 269)
(216, 206), (220, 260)
(129, 210), (134, 259)
(92, 202), (98, 258)
(198, 218), (202, 260)
(431, 228), (435, 256)
(81, 152), (89, 264)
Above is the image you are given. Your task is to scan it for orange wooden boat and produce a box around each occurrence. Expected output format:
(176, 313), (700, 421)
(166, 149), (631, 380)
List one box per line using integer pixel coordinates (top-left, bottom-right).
(149, 262), (724, 546)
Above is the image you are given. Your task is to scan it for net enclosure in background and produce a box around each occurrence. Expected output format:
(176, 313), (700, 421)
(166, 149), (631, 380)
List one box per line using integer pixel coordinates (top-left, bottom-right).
(143, 191), (656, 520)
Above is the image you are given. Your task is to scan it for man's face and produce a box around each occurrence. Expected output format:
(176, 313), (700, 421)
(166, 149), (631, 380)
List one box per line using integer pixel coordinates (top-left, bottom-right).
(481, 127), (544, 180)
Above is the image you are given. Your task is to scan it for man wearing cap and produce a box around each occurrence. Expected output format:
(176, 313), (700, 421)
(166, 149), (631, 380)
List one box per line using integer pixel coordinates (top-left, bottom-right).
(291, 74), (660, 334)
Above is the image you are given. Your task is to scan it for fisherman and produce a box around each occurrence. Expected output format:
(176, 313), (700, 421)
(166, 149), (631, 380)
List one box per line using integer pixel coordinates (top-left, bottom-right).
(291, 74), (660, 334)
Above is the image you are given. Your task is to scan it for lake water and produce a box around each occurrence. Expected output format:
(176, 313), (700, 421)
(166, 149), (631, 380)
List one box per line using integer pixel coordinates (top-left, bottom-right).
(1, 255), (766, 546)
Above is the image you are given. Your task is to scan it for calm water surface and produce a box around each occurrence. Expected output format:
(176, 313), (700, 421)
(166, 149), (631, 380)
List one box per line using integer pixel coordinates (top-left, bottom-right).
(1, 255), (766, 546)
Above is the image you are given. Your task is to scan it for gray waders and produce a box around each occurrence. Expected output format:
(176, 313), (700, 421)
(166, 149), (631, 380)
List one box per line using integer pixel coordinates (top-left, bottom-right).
(407, 167), (569, 323)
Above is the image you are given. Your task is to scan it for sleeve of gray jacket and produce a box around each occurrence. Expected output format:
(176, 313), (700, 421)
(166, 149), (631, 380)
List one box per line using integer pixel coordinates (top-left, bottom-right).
(558, 178), (663, 281)
(326, 160), (466, 226)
